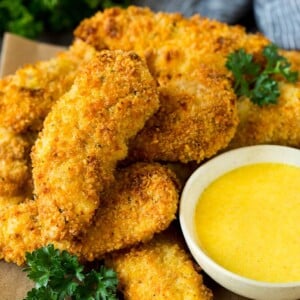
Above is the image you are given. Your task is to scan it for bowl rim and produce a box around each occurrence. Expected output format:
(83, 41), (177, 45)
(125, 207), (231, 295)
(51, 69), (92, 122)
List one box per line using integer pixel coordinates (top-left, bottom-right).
(179, 144), (300, 288)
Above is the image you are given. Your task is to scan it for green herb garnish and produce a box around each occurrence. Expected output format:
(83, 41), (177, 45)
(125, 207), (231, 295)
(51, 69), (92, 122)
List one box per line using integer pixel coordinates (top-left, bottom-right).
(0, 0), (131, 38)
(226, 44), (298, 106)
(23, 244), (118, 300)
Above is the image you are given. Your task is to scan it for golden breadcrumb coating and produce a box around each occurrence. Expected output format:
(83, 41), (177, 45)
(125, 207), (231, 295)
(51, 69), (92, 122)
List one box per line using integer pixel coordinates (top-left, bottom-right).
(0, 40), (97, 198)
(77, 6), (300, 154)
(280, 50), (300, 71)
(32, 50), (159, 242)
(79, 162), (179, 261)
(74, 6), (269, 63)
(129, 65), (237, 162)
(106, 227), (212, 300)
(229, 81), (300, 148)
(0, 163), (177, 266)
(0, 127), (32, 197)
(0, 195), (26, 209)
(74, 6), (243, 163)
(228, 50), (300, 148)
(0, 39), (97, 134)
(0, 200), (41, 266)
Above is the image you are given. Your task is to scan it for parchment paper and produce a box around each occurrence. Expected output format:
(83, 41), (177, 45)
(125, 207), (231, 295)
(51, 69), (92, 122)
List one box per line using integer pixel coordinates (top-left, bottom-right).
(0, 32), (65, 77)
(0, 32), (248, 300)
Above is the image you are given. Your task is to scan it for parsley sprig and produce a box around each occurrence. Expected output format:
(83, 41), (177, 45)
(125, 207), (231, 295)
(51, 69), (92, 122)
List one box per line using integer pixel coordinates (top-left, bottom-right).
(23, 244), (118, 300)
(226, 44), (298, 106)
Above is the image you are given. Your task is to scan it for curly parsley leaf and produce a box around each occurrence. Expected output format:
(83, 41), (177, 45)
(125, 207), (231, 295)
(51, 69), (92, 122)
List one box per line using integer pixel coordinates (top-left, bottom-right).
(75, 268), (118, 300)
(25, 287), (58, 300)
(0, 0), (43, 38)
(226, 44), (299, 106)
(23, 244), (118, 300)
(263, 44), (299, 82)
(252, 74), (280, 106)
(225, 48), (260, 98)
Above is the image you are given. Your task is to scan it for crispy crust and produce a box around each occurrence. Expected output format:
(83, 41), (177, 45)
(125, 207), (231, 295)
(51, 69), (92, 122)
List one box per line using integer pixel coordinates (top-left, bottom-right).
(106, 227), (213, 300)
(74, 6), (268, 59)
(228, 50), (300, 149)
(228, 81), (300, 148)
(0, 40), (97, 197)
(74, 6), (244, 162)
(0, 128), (32, 197)
(129, 65), (237, 162)
(76, 6), (300, 159)
(79, 162), (179, 261)
(0, 163), (178, 266)
(0, 39), (97, 134)
(0, 200), (41, 266)
(32, 50), (159, 242)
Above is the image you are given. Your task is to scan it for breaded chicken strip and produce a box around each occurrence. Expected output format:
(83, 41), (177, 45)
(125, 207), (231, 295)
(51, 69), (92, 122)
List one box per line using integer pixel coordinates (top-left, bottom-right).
(105, 227), (212, 300)
(0, 127), (33, 197)
(0, 39), (97, 134)
(78, 7), (300, 156)
(75, 6), (240, 163)
(0, 196), (25, 209)
(0, 163), (177, 265)
(0, 40), (97, 198)
(32, 50), (159, 242)
(0, 200), (41, 266)
(129, 65), (237, 162)
(74, 6), (269, 67)
(229, 81), (300, 148)
(281, 50), (300, 71)
(228, 50), (300, 148)
(79, 162), (179, 261)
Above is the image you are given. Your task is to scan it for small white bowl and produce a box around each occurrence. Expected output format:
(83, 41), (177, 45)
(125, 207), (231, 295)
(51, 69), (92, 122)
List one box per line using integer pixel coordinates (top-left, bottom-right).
(179, 145), (300, 300)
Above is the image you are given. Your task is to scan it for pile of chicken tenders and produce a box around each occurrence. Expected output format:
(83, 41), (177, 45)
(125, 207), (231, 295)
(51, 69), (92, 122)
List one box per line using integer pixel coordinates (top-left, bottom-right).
(0, 6), (299, 299)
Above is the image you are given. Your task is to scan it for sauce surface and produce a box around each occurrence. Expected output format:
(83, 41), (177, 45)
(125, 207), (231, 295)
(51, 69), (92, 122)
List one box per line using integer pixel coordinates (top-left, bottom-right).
(195, 163), (300, 283)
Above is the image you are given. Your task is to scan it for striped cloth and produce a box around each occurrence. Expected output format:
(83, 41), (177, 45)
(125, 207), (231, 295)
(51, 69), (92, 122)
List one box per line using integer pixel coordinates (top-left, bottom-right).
(254, 0), (300, 50)
(133, 0), (300, 50)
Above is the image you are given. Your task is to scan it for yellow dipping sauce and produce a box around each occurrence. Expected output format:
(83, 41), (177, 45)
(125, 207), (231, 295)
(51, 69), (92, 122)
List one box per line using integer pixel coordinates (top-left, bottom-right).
(195, 163), (300, 283)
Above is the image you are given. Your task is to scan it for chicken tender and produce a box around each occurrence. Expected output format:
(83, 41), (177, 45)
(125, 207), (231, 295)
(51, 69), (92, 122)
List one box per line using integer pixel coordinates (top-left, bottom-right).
(79, 162), (179, 261)
(78, 6), (300, 158)
(0, 40), (97, 197)
(229, 81), (300, 148)
(228, 50), (300, 149)
(74, 6), (268, 65)
(0, 200), (41, 266)
(129, 65), (237, 162)
(0, 195), (26, 209)
(32, 50), (159, 242)
(281, 50), (300, 71)
(0, 163), (177, 266)
(105, 227), (212, 300)
(0, 39), (97, 134)
(75, 6), (240, 163)
(0, 127), (32, 197)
